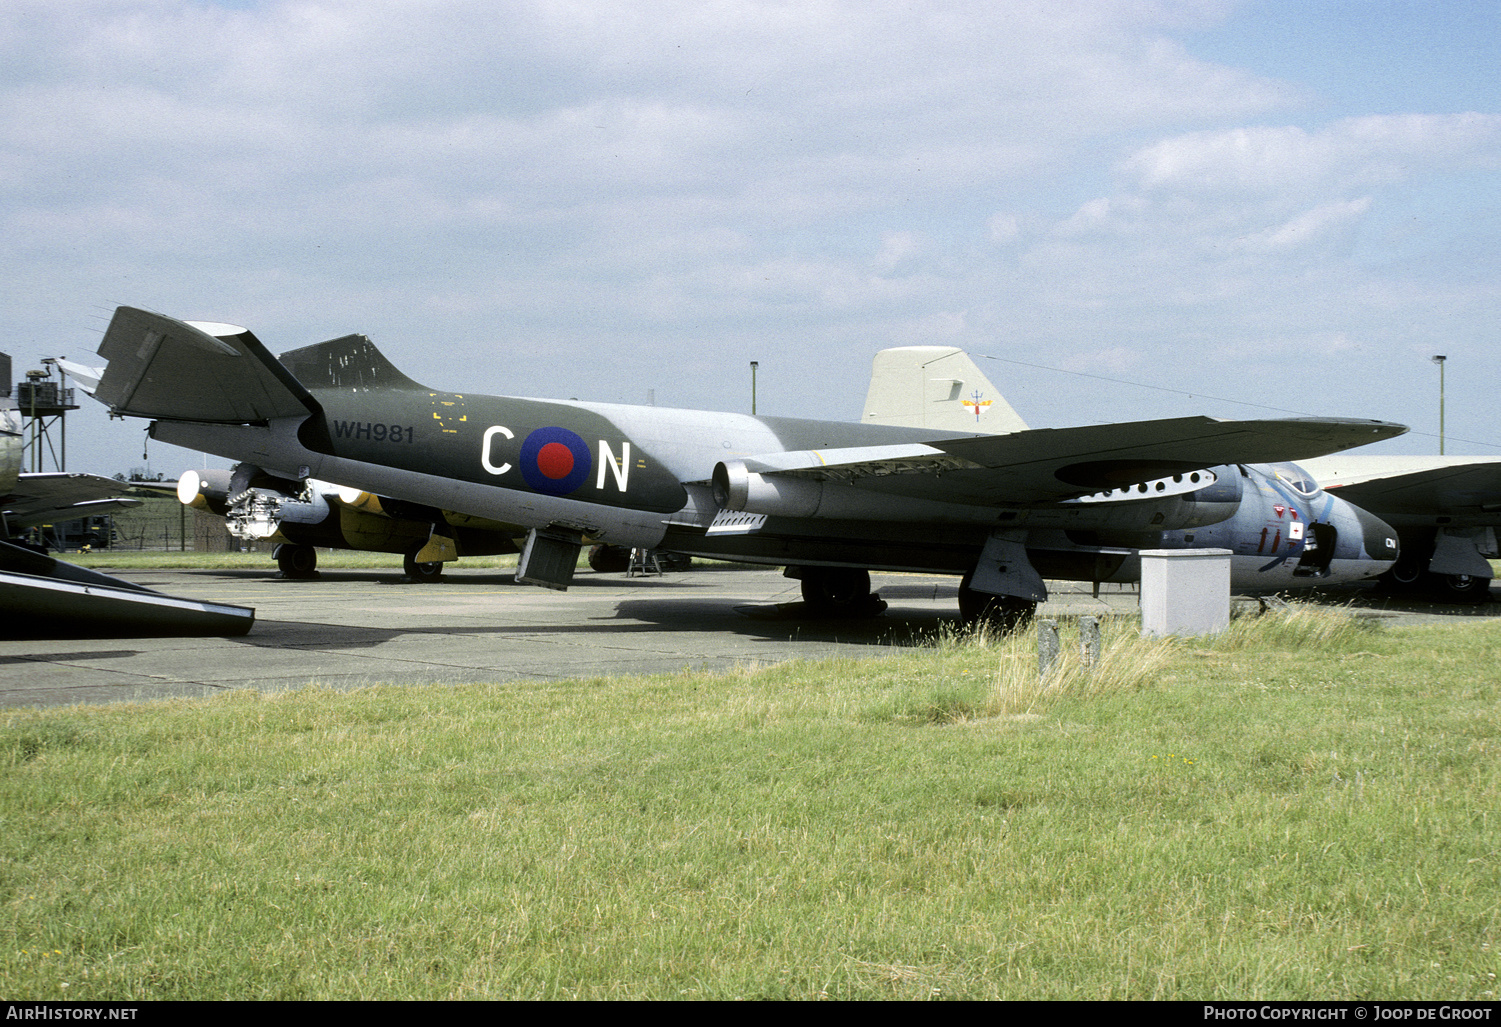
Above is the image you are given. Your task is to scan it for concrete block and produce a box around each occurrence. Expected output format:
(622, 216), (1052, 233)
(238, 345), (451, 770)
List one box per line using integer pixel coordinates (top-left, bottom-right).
(1139, 548), (1232, 638)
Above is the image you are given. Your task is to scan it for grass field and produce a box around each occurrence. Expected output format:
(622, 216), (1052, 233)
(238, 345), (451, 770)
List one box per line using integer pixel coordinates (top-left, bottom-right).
(0, 607), (1496, 1000)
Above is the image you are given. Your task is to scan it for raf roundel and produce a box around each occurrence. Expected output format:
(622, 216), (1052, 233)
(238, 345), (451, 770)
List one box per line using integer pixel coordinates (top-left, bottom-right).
(519, 426), (593, 495)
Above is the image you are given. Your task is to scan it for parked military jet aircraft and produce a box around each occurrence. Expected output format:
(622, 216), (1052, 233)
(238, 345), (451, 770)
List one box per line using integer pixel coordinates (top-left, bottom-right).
(861, 346), (1424, 602)
(865, 345), (1496, 605)
(89, 307), (1405, 625)
(1298, 454), (1501, 601)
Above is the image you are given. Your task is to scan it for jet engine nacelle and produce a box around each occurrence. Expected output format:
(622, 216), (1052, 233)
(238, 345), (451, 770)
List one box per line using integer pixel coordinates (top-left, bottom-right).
(177, 468), (234, 515)
(335, 485), (386, 514)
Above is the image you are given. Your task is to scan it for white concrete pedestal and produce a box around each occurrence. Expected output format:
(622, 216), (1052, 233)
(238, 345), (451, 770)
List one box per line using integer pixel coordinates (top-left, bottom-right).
(1140, 548), (1232, 638)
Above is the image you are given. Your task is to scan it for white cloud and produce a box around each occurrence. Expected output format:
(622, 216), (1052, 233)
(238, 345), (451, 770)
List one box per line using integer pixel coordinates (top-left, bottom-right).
(1036, 113), (1501, 314)
(873, 231), (920, 271)
(1233, 197), (1372, 253)
(987, 212), (1020, 244)
(1122, 113), (1501, 195)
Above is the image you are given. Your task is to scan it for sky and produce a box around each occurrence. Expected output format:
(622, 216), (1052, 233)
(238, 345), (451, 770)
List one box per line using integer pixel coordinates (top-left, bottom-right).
(3, 0), (1498, 480)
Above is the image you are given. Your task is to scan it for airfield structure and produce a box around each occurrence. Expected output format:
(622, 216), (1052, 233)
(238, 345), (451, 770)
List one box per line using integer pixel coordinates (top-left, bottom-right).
(15, 358), (78, 473)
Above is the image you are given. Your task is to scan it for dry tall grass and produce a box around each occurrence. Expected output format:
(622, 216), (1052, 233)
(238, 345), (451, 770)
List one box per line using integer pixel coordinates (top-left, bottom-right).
(992, 625), (1179, 716)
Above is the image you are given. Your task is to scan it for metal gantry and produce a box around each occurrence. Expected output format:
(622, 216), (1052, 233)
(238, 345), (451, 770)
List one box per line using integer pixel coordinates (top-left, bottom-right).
(18, 359), (78, 473)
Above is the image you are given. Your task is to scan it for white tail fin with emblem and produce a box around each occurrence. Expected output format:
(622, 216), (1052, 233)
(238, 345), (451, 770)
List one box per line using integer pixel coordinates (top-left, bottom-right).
(862, 346), (1028, 435)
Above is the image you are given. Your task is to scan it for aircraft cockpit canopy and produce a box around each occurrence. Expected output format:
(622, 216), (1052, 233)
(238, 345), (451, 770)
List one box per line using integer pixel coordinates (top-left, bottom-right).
(1270, 463), (1323, 498)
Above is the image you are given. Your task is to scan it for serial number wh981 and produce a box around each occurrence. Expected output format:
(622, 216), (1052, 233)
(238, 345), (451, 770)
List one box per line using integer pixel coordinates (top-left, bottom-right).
(333, 420), (415, 444)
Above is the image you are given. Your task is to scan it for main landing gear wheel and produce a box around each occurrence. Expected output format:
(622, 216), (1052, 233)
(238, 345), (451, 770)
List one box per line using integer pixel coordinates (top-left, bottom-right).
(404, 550), (445, 583)
(958, 574), (1036, 633)
(798, 568), (885, 617)
(1430, 572), (1492, 603)
(1378, 560), (1492, 604)
(276, 544), (318, 579)
(588, 544), (631, 573)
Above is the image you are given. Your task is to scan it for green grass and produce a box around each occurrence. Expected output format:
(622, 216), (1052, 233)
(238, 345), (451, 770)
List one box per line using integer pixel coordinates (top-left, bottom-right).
(0, 607), (1496, 999)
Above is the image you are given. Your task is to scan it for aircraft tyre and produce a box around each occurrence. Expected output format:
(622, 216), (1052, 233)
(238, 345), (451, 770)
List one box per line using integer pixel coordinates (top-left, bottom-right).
(656, 551), (692, 572)
(1375, 554), (1426, 594)
(1385, 558), (1425, 587)
(799, 567), (878, 615)
(404, 550), (445, 583)
(588, 544), (631, 573)
(1377, 559), (1492, 604)
(958, 575), (1036, 633)
(1428, 571), (1492, 604)
(276, 544), (318, 579)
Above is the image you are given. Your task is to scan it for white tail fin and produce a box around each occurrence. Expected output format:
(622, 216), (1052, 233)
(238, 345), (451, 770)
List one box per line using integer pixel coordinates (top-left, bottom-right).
(862, 346), (1028, 435)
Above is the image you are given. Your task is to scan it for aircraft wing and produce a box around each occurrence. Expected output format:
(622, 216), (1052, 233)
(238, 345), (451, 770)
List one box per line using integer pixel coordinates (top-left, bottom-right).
(0, 540), (254, 637)
(2, 473), (143, 529)
(1299, 454), (1501, 518)
(753, 416), (1407, 506)
(95, 307), (321, 423)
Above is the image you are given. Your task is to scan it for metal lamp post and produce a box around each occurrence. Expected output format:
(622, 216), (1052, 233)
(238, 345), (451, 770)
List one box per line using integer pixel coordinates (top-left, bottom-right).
(1432, 355), (1446, 454)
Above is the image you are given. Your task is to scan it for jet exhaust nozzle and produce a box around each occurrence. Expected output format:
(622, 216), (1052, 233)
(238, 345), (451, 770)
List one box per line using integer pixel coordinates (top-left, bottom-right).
(335, 485), (386, 513)
(178, 468), (234, 513)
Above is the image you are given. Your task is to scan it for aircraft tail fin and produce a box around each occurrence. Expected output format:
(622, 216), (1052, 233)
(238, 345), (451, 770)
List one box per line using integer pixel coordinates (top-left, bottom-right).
(862, 346), (1029, 435)
(96, 307), (321, 423)
(278, 333), (429, 393)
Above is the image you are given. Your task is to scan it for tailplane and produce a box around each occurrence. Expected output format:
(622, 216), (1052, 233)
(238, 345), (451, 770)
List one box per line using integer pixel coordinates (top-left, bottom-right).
(95, 307), (430, 424)
(862, 346), (1028, 435)
(96, 307), (320, 423)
